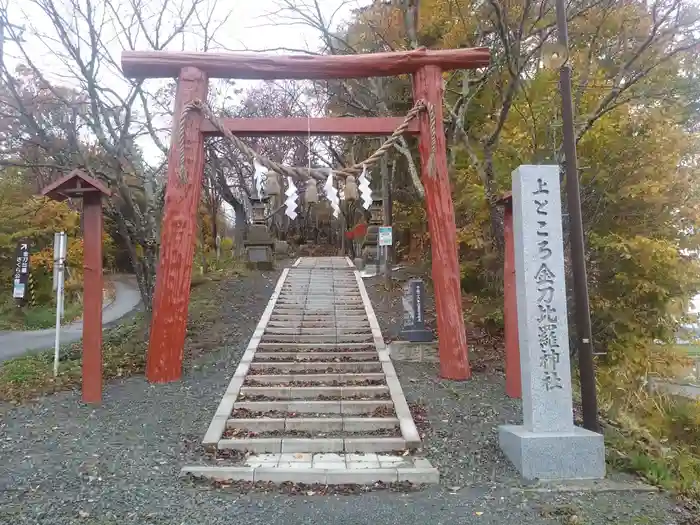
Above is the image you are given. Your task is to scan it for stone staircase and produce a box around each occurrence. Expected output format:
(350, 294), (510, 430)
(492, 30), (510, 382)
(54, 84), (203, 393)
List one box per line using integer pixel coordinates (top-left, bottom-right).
(185, 257), (438, 484)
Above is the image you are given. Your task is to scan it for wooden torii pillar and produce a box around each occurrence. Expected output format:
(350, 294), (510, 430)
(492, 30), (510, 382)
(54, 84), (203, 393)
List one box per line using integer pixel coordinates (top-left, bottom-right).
(121, 47), (490, 382)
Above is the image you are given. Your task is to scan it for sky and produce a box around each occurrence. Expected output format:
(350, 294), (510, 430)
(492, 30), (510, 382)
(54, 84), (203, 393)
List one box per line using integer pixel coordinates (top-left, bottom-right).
(2, 0), (371, 163)
(2, 0), (379, 227)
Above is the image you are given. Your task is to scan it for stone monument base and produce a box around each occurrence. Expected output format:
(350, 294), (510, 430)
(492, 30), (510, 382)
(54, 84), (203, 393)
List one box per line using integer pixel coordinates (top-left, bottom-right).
(246, 260), (274, 271)
(245, 245), (274, 271)
(399, 327), (434, 343)
(498, 425), (605, 481)
(387, 341), (438, 363)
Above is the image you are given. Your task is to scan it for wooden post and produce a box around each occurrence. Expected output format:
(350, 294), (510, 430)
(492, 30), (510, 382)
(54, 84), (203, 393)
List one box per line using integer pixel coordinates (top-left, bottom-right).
(82, 192), (104, 403)
(147, 67), (208, 383)
(40, 169), (110, 403)
(501, 194), (521, 398)
(412, 65), (470, 380)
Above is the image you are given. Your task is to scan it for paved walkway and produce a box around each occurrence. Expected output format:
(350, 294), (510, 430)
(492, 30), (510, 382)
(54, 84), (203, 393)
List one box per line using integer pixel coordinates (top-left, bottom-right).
(0, 275), (141, 362)
(186, 256), (437, 484)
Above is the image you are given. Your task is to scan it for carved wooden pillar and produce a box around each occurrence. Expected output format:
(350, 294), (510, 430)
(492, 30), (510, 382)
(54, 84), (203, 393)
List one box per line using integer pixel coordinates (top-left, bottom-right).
(147, 67), (209, 383)
(412, 65), (471, 380)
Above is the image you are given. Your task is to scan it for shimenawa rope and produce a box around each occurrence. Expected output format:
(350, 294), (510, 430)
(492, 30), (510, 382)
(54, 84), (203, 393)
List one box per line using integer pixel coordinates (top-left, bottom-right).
(177, 98), (438, 185)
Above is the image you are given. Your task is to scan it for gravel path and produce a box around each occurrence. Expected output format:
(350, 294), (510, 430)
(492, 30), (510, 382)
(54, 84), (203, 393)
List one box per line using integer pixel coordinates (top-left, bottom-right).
(0, 269), (693, 525)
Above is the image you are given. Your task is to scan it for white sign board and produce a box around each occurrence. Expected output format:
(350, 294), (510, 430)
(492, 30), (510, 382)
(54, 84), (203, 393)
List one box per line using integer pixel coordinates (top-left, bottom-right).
(378, 226), (393, 247)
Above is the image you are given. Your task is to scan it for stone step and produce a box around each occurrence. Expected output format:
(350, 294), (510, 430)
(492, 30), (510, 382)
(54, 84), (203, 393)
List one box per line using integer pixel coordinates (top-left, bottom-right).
(275, 304), (363, 309)
(253, 351), (378, 362)
(225, 417), (399, 433)
(269, 314), (368, 322)
(233, 399), (393, 415)
(258, 342), (375, 351)
(260, 334), (373, 344)
(278, 291), (362, 296)
(217, 437), (406, 453)
(285, 286), (358, 289)
(272, 309), (366, 316)
(182, 455), (439, 485)
(278, 291), (357, 294)
(278, 292), (362, 298)
(283, 281), (356, 285)
(244, 373), (386, 385)
(263, 328), (372, 336)
(283, 282), (357, 285)
(265, 322), (370, 329)
(278, 293), (362, 297)
(249, 362), (383, 373)
(238, 385), (390, 399)
(274, 305), (366, 311)
(194, 257), (427, 487)
(256, 343), (374, 350)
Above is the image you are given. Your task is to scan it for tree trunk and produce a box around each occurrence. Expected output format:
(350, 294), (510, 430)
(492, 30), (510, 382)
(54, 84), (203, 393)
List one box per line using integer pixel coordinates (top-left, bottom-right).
(483, 151), (505, 252)
(199, 221), (208, 274)
(210, 209), (218, 251)
(233, 199), (247, 257)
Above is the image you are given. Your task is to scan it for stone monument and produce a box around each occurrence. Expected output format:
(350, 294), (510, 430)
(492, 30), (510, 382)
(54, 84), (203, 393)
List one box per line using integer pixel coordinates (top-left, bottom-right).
(498, 165), (605, 480)
(400, 279), (433, 342)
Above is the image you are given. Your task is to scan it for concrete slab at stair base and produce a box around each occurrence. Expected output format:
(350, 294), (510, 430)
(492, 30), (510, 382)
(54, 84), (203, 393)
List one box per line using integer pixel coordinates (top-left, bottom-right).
(182, 455), (439, 485)
(498, 424), (606, 481)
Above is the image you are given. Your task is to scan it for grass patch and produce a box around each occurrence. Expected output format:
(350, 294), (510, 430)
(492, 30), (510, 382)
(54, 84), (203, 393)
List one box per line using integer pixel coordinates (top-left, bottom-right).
(0, 265), (243, 403)
(675, 343), (700, 358)
(0, 314), (147, 402)
(0, 299), (83, 331)
(596, 343), (700, 500)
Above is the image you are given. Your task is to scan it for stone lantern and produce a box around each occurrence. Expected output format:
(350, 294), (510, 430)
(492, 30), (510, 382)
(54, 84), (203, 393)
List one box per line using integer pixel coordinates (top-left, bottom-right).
(264, 173), (281, 196)
(250, 196), (267, 224)
(362, 192), (383, 266)
(305, 179), (318, 204)
(369, 194), (384, 225)
(344, 175), (358, 201)
(244, 195), (274, 269)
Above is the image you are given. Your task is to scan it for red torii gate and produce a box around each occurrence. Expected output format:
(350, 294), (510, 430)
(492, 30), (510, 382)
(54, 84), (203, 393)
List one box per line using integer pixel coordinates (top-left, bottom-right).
(121, 47), (490, 383)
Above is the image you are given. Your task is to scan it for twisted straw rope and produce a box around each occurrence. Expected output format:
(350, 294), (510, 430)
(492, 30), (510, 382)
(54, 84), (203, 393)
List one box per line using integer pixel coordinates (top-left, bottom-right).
(177, 98), (438, 185)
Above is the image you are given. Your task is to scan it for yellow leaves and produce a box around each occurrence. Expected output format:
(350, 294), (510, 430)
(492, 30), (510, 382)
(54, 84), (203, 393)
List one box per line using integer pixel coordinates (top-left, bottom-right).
(456, 224), (486, 250)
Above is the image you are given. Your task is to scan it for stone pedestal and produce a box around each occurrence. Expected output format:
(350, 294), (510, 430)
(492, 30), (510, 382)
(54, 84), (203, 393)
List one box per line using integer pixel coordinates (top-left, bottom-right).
(499, 426), (604, 480)
(387, 341), (438, 362)
(244, 225), (275, 270)
(273, 240), (289, 257)
(498, 165), (605, 481)
(361, 225), (379, 262)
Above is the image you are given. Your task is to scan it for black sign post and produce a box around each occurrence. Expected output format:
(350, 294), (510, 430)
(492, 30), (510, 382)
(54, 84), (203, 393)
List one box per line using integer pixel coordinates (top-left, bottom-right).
(399, 278), (433, 342)
(12, 240), (30, 304)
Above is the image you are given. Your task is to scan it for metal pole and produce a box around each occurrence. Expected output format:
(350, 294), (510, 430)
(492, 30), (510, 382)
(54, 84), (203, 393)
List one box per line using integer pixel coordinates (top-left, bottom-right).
(53, 232), (66, 377)
(555, 0), (599, 432)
